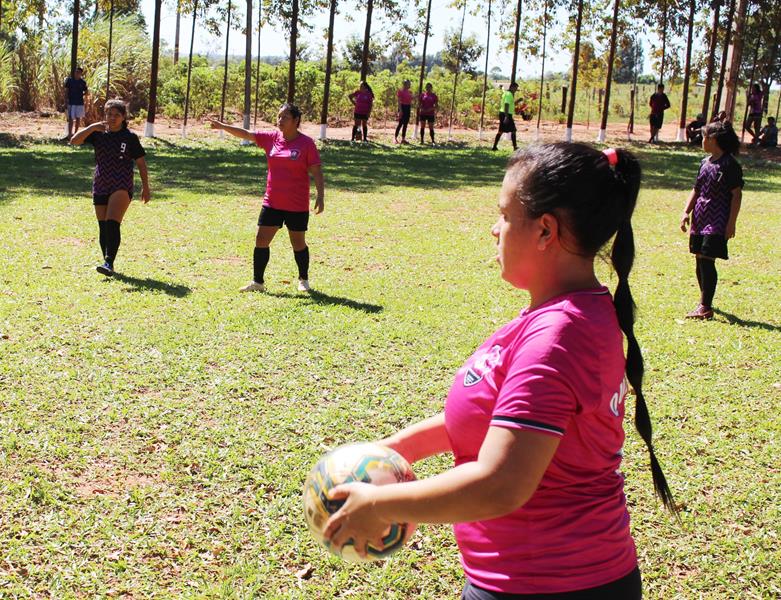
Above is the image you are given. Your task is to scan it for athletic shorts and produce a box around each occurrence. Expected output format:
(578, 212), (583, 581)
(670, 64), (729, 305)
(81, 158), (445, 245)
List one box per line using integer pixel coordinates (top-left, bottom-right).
(353, 113), (369, 121)
(398, 104), (411, 124)
(93, 190), (133, 205)
(690, 233), (728, 260)
(258, 206), (309, 231)
(649, 113), (664, 129)
(747, 113), (762, 127)
(419, 114), (435, 124)
(461, 567), (641, 600)
(68, 105), (86, 119)
(498, 113), (517, 133)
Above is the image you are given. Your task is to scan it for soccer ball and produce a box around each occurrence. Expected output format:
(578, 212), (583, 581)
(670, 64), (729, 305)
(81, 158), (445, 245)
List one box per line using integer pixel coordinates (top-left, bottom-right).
(302, 442), (417, 562)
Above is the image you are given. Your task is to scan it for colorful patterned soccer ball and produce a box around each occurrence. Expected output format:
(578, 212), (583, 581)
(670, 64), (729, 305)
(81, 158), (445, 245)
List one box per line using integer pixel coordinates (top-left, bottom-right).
(303, 442), (417, 562)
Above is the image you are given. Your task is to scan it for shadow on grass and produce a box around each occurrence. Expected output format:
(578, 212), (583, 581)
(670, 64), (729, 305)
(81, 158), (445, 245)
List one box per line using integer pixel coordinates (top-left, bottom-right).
(267, 289), (382, 313)
(113, 272), (192, 297)
(715, 308), (781, 332)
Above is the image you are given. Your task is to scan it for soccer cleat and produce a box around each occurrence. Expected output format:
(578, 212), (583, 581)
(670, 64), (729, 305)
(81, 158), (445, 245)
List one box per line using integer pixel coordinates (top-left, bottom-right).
(96, 262), (114, 276)
(685, 304), (714, 320)
(239, 281), (265, 292)
(297, 279), (311, 292)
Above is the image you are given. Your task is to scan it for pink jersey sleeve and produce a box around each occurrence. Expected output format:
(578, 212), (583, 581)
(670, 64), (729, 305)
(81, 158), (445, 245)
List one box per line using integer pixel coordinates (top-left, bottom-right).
(491, 310), (595, 437)
(254, 130), (276, 152)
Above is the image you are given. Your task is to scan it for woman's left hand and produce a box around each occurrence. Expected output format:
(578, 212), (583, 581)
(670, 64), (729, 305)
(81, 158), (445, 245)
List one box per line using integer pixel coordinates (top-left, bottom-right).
(314, 197), (324, 214)
(323, 482), (390, 559)
(141, 185), (151, 203)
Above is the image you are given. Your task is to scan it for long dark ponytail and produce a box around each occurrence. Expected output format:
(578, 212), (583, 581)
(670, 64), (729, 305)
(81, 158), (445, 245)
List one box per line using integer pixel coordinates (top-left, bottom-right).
(507, 143), (677, 515)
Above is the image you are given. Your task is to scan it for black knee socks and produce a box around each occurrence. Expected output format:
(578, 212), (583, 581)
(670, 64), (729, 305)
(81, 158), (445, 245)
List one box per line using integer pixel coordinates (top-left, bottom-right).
(294, 247), (309, 281)
(254, 247), (270, 284)
(98, 220), (108, 258)
(395, 122), (402, 139)
(104, 219), (121, 267)
(511, 132), (517, 149)
(362, 124), (368, 141)
(429, 128), (435, 143)
(493, 132), (502, 148)
(697, 258), (717, 308)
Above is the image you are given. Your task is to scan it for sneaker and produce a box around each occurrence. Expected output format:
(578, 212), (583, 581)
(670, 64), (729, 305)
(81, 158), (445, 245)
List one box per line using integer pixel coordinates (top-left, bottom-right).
(239, 281), (265, 292)
(297, 279), (311, 292)
(401, 139), (410, 145)
(96, 262), (114, 276)
(685, 304), (714, 320)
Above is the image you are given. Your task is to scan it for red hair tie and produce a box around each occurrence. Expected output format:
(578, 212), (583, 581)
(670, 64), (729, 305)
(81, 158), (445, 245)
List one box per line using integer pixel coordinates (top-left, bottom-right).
(602, 148), (619, 167)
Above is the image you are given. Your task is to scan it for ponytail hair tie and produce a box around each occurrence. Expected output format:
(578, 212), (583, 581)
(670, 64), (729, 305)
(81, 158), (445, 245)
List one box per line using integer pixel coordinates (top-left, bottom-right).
(603, 148), (619, 167)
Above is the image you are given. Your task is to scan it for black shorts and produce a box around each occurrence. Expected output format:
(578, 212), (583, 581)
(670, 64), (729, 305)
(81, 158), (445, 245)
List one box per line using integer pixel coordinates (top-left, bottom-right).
(498, 113), (517, 133)
(747, 113), (762, 127)
(690, 234), (728, 260)
(461, 567), (641, 600)
(398, 104), (411, 124)
(419, 114), (435, 124)
(258, 206), (309, 231)
(649, 113), (664, 128)
(353, 113), (369, 121)
(93, 190), (133, 205)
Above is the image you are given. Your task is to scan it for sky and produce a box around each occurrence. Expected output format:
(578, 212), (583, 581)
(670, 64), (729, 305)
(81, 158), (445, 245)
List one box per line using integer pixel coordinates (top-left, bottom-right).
(139, 0), (598, 78)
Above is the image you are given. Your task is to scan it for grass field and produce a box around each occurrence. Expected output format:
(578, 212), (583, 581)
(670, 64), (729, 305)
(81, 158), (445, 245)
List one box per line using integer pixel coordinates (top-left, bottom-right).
(1, 136), (780, 598)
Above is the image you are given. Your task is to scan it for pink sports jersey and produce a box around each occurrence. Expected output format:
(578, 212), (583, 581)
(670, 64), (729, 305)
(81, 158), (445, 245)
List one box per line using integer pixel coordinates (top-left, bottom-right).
(353, 90), (374, 114)
(419, 92), (438, 116)
(254, 130), (321, 212)
(397, 88), (413, 106)
(444, 287), (637, 594)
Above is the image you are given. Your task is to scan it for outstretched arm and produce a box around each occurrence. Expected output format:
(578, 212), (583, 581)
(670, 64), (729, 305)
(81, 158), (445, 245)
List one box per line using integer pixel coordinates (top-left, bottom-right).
(70, 122), (105, 146)
(209, 120), (255, 141)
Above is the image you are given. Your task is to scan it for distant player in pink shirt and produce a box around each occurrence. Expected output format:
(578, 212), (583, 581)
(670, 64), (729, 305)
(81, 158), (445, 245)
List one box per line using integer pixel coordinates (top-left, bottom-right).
(210, 103), (324, 293)
(395, 79), (414, 144)
(348, 81), (374, 143)
(418, 82), (438, 145)
(324, 143), (677, 598)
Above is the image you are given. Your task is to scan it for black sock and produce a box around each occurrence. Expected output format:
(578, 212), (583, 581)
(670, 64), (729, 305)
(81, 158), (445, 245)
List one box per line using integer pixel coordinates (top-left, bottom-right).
(294, 246), (309, 280)
(493, 132), (502, 148)
(430, 129), (435, 143)
(253, 247), (270, 284)
(420, 127), (425, 143)
(395, 122), (402, 138)
(401, 122), (408, 139)
(98, 220), (107, 258)
(362, 124), (368, 141)
(511, 132), (517, 149)
(695, 259), (703, 293)
(104, 219), (121, 268)
(698, 258), (717, 308)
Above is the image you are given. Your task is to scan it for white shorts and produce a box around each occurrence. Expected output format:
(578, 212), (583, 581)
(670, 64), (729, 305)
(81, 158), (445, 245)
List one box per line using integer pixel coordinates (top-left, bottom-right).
(68, 105), (85, 119)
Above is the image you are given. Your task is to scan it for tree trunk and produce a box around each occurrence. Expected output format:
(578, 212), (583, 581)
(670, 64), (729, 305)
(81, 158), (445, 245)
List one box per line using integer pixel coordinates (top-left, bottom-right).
(183, 0), (198, 133)
(479, 0), (492, 137)
(360, 0), (374, 80)
(288, 0), (298, 102)
(536, 0), (549, 135)
(70, 0), (80, 77)
(415, 0), (433, 129)
(447, 0), (468, 140)
(106, 0), (115, 102)
(320, 0), (337, 138)
(220, 0), (232, 122)
(254, 0), (262, 126)
(174, 1), (181, 65)
(722, 0), (749, 120)
(145, 0), (162, 137)
(565, 0), (584, 141)
(677, 0), (695, 141)
(701, 0), (721, 119)
(510, 0), (522, 85)
(598, 0), (620, 141)
(659, 3), (667, 85)
(712, 0), (736, 117)
(243, 0), (252, 130)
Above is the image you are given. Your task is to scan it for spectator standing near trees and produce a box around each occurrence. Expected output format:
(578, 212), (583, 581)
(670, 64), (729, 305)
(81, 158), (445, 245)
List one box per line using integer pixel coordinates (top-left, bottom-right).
(493, 82), (520, 151)
(418, 83), (438, 145)
(648, 84), (670, 143)
(395, 80), (414, 144)
(745, 84), (764, 144)
(64, 68), (88, 140)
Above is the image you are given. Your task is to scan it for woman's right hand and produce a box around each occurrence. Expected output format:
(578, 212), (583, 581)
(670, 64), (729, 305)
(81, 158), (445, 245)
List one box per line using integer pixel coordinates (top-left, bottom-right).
(680, 213), (690, 232)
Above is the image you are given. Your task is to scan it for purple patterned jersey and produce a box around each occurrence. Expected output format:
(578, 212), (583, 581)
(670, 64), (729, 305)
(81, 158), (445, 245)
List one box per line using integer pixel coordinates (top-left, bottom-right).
(85, 128), (145, 195)
(691, 154), (744, 236)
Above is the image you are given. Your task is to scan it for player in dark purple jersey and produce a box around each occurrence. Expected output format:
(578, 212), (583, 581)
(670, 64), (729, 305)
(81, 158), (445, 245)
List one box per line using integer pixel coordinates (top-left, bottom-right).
(70, 99), (151, 276)
(679, 121), (743, 320)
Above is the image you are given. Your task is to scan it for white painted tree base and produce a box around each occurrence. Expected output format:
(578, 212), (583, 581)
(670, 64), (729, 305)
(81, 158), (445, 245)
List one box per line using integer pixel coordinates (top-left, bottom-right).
(676, 128), (686, 142)
(596, 129), (607, 143)
(564, 127), (573, 142)
(219, 130), (225, 140)
(503, 132), (511, 141)
(534, 128), (541, 141)
(319, 124), (327, 140)
(144, 121), (155, 138)
(181, 125), (187, 138)
(478, 128), (483, 141)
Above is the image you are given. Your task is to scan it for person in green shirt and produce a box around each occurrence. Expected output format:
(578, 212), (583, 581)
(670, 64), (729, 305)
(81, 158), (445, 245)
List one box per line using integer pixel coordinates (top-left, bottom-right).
(493, 82), (520, 151)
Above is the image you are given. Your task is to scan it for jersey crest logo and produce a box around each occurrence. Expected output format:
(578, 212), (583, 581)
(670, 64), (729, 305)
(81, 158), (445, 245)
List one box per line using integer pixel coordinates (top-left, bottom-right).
(290, 149), (300, 160)
(463, 344), (502, 387)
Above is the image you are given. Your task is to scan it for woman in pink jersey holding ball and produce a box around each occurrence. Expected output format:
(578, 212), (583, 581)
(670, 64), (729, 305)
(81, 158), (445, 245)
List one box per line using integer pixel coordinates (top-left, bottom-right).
(325, 143), (676, 599)
(210, 103), (324, 292)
